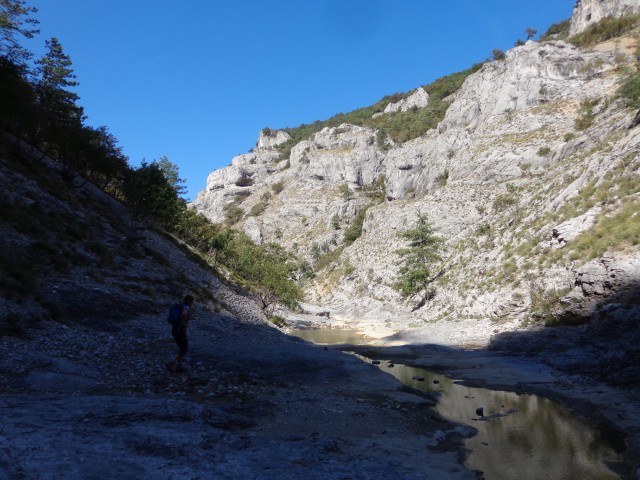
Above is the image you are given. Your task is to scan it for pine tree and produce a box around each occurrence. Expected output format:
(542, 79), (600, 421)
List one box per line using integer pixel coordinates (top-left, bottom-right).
(396, 213), (445, 304)
(153, 156), (187, 197)
(35, 37), (83, 128)
(122, 161), (184, 228)
(0, 0), (39, 66)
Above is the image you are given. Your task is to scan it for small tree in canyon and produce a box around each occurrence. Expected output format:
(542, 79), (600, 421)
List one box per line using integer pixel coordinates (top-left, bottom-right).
(395, 212), (445, 309)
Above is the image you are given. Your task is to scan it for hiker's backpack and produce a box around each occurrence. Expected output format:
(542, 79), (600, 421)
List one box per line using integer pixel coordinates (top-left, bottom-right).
(167, 303), (184, 325)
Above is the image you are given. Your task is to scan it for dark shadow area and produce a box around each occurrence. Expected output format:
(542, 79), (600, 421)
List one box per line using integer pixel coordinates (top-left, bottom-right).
(307, 337), (633, 480)
(488, 280), (640, 391)
(291, 283), (640, 479)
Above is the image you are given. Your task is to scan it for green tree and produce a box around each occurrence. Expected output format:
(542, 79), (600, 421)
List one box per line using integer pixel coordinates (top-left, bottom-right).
(491, 48), (506, 61)
(254, 243), (303, 313)
(171, 209), (239, 266)
(122, 161), (184, 227)
(0, 56), (36, 134)
(34, 37), (84, 169)
(395, 213), (445, 304)
(173, 208), (220, 252)
(225, 233), (302, 313)
(524, 27), (538, 40)
(153, 155), (187, 197)
(78, 125), (128, 190)
(35, 37), (83, 129)
(0, 0), (39, 66)
(539, 19), (570, 41)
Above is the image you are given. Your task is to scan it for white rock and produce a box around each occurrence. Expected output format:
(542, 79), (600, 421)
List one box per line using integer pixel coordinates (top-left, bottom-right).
(570, 0), (640, 36)
(383, 87), (430, 114)
(192, 29), (640, 343)
(257, 129), (291, 150)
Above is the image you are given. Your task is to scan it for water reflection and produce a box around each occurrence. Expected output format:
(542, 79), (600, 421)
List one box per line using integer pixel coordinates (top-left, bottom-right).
(289, 328), (368, 345)
(290, 328), (622, 480)
(376, 361), (621, 480)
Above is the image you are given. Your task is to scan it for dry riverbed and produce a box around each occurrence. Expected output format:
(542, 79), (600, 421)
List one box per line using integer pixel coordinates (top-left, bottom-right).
(0, 310), (481, 480)
(2, 301), (639, 479)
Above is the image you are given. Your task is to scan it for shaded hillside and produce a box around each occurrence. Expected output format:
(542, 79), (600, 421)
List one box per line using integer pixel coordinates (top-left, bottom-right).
(0, 135), (224, 335)
(0, 138), (478, 480)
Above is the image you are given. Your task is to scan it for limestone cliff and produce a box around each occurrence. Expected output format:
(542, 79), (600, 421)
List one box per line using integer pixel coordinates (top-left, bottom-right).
(570, 0), (640, 35)
(193, 1), (640, 336)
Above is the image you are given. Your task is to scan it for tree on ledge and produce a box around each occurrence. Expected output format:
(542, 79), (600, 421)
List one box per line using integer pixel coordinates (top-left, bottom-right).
(395, 212), (445, 308)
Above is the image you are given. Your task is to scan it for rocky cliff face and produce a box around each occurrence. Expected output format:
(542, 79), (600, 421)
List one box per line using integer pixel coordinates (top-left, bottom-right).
(570, 0), (640, 35)
(193, 2), (640, 337)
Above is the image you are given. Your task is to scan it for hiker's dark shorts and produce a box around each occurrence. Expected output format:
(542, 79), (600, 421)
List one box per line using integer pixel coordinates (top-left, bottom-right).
(172, 324), (188, 356)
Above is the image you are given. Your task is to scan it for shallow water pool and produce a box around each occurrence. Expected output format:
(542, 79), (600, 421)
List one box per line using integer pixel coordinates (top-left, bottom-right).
(290, 328), (624, 480)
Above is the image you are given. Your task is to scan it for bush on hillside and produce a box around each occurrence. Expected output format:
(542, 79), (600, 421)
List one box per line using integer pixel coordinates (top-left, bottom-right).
(274, 63), (485, 156)
(539, 19), (571, 41)
(569, 14), (640, 47)
(344, 209), (367, 245)
(223, 233), (302, 313)
(618, 67), (640, 108)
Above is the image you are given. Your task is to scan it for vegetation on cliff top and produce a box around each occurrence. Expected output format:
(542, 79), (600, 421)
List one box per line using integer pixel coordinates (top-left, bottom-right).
(569, 12), (640, 47)
(272, 12), (640, 158)
(274, 62), (484, 158)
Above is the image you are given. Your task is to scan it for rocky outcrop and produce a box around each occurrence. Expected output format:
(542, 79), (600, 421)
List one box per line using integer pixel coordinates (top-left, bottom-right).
(257, 128), (291, 149)
(550, 210), (601, 249)
(195, 39), (621, 220)
(440, 40), (617, 132)
(382, 87), (430, 114)
(570, 0), (640, 35)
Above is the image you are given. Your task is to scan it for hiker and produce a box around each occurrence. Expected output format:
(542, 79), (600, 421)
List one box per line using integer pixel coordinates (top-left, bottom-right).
(167, 294), (195, 372)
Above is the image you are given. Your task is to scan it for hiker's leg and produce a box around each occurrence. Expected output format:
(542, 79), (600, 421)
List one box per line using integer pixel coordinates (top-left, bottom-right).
(175, 328), (188, 365)
(171, 324), (183, 363)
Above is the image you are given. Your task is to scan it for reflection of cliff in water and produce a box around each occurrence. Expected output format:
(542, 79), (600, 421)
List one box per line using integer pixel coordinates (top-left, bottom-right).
(374, 360), (623, 480)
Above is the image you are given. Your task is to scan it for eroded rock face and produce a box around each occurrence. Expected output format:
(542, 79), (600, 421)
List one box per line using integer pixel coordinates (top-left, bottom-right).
(193, 33), (640, 332)
(192, 132), (285, 222)
(570, 0), (640, 36)
(195, 40), (620, 223)
(440, 40), (617, 133)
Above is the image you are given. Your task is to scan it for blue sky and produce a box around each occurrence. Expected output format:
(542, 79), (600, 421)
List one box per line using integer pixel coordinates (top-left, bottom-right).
(24, 0), (574, 200)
